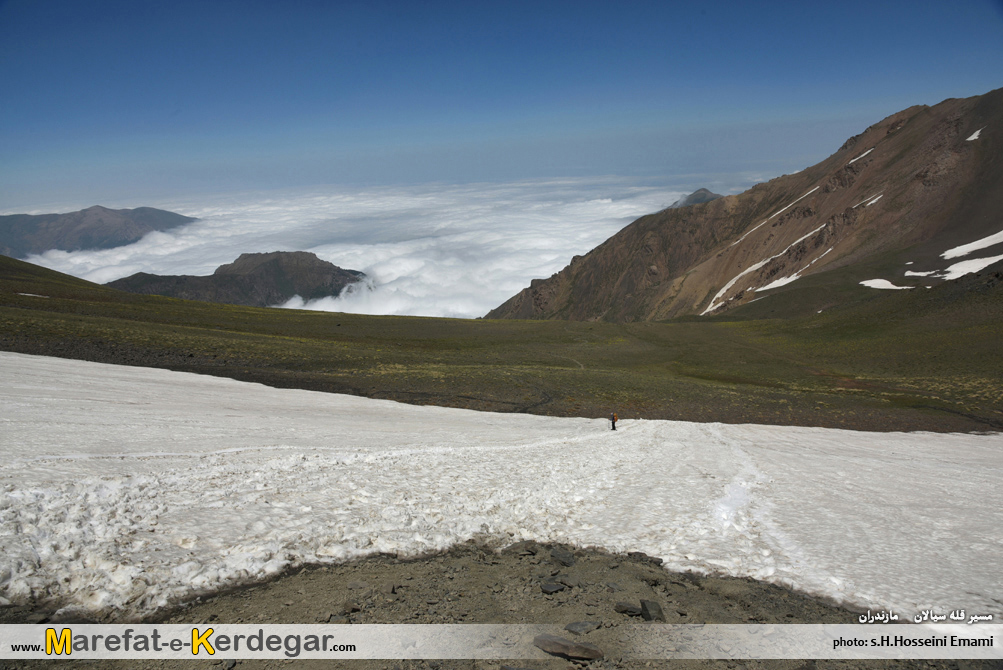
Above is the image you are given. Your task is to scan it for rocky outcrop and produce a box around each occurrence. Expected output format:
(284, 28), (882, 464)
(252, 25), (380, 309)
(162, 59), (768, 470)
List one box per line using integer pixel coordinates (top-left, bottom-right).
(487, 88), (1003, 320)
(0, 206), (196, 257)
(107, 251), (365, 307)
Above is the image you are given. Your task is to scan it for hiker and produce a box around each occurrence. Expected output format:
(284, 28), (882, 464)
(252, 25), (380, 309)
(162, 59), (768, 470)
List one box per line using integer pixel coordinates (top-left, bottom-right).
(610, 412), (618, 430)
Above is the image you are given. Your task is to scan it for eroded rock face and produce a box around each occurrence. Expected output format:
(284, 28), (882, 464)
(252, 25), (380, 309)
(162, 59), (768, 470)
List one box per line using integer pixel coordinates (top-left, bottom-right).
(487, 88), (1003, 321)
(107, 251), (366, 307)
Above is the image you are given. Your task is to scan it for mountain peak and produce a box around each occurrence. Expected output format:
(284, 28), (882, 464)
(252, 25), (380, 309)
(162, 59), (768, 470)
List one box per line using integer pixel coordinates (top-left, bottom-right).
(0, 205), (197, 257)
(109, 251), (365, 308)
(487, 87), (1003, 321)
(668, 188), (724, 209)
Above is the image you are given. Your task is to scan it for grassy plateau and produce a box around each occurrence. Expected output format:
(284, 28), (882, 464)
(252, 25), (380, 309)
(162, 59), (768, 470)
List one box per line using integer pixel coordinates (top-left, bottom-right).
(2, 255), (1001, 433)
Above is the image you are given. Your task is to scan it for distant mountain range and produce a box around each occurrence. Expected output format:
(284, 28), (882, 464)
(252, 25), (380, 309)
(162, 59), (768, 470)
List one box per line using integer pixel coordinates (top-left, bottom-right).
(488, 88), (1003, 321)
(0, 205), (196, 258)
(107, 251), (365, 307)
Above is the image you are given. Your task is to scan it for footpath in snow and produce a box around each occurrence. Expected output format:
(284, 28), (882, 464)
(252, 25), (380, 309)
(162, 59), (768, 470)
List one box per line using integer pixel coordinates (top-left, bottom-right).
(1, 352), (1001, 621)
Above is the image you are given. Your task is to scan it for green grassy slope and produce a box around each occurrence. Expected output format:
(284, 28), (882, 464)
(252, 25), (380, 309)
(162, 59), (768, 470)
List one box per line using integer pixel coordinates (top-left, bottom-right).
(2, 255), (1000, 432)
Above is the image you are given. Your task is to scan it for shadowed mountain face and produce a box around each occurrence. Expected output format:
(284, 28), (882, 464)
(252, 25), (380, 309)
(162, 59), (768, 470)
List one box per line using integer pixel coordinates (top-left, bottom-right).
(106, 251), (365, 308)
(0, 206), (196, 257)
(487, 88), (1003, 321)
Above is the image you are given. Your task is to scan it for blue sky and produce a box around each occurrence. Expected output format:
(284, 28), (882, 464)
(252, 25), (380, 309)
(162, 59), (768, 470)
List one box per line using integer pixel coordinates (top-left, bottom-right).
(2, 0), (1002, 209)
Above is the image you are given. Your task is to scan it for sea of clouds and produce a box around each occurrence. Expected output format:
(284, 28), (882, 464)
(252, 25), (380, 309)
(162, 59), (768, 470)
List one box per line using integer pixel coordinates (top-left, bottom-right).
(26, 178), (690, 318)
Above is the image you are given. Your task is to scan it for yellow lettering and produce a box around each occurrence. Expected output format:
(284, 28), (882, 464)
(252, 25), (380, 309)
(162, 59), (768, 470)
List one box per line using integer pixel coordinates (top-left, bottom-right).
(46, 628), (72, 656)
(192, 627), (215, 655)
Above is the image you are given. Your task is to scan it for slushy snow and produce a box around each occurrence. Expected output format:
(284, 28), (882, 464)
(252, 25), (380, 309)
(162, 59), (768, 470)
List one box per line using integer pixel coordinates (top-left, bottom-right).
(2, 352), (1001, 622)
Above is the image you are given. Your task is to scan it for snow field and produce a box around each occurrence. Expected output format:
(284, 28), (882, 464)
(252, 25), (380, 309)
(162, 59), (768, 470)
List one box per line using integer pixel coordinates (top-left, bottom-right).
(1, 353), (1001, 622)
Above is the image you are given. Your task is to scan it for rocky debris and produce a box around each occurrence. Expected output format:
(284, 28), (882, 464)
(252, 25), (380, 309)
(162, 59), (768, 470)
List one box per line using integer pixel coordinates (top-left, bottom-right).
(614, 602), (642, 616)
(627, 551), (663, 566)
(565, 621), (601, 635)
(504, 540), (540, 556)
(532, 633), (604, 660)
(640, 599), (665, 622)
(540, 581), (565, 594)
(557, 575), (585, 589)
(341, 599), (361, 614)
(0, 540), (971, 670)
(550, 547), (576, 566)
(605, 582), (624, 592)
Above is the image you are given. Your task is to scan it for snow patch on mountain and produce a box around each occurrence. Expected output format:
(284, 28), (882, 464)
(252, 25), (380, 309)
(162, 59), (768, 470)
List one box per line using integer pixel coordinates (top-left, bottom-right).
(859, 279), (914, 290)
(704, 223), (826, 314)
(942, 228), (1003, 259)
(847, 148), (874, 165)
(938, 253), (1003, 280)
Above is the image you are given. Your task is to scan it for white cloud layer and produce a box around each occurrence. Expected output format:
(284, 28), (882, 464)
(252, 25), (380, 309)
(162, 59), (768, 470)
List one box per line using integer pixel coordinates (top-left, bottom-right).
(26, 179), (684, 318)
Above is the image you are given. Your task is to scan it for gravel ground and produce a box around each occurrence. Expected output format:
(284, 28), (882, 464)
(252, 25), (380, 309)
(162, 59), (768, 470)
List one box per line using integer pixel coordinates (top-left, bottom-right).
(4, 541), (998, 670)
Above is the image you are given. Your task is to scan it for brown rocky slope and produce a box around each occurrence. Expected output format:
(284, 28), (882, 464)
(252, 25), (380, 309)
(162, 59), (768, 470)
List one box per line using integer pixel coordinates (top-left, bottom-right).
(487, 88), (1003, 321)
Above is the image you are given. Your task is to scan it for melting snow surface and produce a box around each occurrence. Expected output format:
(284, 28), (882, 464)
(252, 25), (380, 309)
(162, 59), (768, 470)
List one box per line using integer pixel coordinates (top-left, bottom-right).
(847, 148), (874, 165)
(2, 352), (1002, 622)
(859, 279), (913, 290)
(966, 127), (984, 141)
(942, 228), (1003, 260)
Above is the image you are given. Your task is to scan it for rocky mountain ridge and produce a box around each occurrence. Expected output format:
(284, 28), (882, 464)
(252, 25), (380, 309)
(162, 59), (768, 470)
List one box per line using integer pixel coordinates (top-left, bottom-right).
(0, 205), (196, 258)
(107, 251), (365, 308)
(487, 88), (1003, 321)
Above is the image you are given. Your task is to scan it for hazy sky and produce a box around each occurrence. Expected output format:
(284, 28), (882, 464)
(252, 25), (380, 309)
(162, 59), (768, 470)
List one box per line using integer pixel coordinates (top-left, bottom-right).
(2, 0), (1002, 210)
